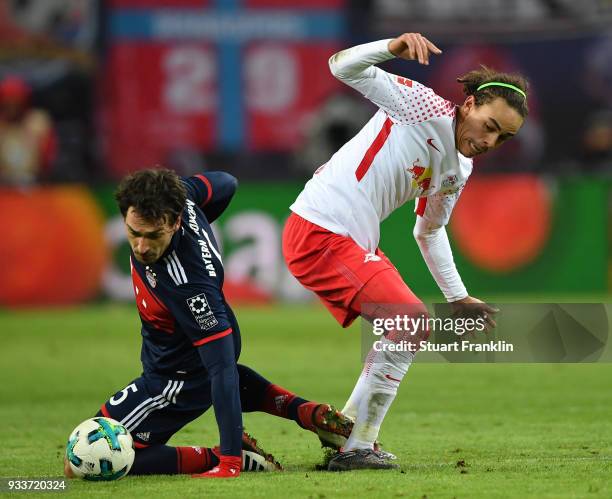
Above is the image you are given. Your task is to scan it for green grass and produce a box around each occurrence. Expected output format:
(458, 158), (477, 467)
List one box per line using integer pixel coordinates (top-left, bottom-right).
(1, 304), (611, 498)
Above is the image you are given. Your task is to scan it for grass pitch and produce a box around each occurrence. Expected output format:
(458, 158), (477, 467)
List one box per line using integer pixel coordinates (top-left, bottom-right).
(1, 304), (611, 498)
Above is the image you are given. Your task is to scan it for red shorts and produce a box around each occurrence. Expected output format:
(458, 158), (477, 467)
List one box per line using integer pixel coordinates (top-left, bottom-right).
(282, 212), (422, 328)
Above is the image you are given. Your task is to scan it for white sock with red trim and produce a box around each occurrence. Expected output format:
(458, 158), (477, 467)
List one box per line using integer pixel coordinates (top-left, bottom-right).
(344, 337), (414, 451)
(341, 349), (376, 421)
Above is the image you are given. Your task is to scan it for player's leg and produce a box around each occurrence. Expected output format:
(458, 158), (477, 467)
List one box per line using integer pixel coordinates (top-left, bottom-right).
(342, 269), (426, 452)
(95, 375), (224, 475)
(222, 297), (353, 446)
(63, 376), (220, 477)
(283, 216), (427, 469)
(223, 303), (313, 427)
(237, 363), (352, 446)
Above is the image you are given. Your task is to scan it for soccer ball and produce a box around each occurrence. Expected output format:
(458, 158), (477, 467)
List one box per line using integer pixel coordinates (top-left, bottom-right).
(65, 417), (135, 481)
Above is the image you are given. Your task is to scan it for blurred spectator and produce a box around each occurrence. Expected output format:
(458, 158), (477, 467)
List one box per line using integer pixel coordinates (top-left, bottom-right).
(584, 33), (612, 108)
(580, 110), (612, 173)
(294, 94), (372, 176)
(0, 76), (57, 185)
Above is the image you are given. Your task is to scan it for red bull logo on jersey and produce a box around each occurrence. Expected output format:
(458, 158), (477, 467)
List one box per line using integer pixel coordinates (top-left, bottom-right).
(407, 158), (433, 194)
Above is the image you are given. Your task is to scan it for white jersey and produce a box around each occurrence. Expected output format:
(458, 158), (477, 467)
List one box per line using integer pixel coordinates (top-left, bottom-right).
(290, 39), (471, 301)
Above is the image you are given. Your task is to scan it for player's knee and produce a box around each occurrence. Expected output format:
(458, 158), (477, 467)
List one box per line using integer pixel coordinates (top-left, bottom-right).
(381, 302), (429, 345)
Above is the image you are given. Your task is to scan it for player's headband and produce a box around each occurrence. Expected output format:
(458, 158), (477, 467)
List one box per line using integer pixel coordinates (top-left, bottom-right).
(476, 82), (526, 99)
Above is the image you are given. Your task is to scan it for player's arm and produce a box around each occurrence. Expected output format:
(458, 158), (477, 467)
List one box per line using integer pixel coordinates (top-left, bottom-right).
(170, 286), (243, 477)
(184, 172), (238, 223)
(194, 333), (243, 475)
(413, 191), (497, 329)
(328, 33), (442, 114)
(413, 211), (467, 302)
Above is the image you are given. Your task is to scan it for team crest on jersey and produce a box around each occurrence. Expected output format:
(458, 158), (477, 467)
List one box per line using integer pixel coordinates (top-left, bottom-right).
(442, 175), (457, 188)
(145, 268), (157, 288)
(187, 293), (218, 330)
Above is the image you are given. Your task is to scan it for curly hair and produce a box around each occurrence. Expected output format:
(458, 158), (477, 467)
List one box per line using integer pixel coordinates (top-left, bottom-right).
(457, 66), (529, 118)
(115, 168), (186, 224)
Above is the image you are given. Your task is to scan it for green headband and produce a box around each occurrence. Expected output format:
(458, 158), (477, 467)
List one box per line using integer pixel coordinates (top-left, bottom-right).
(477, 81), (526, 99)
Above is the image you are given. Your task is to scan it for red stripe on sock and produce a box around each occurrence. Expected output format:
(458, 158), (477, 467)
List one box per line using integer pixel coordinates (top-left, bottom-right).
(100, 404), (111, 418)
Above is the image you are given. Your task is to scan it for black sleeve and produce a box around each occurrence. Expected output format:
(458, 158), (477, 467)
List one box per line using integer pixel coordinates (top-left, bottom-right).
(164, 284), (242, 457)
(196, 334), (243, 457)
(183, 172), (238, 223)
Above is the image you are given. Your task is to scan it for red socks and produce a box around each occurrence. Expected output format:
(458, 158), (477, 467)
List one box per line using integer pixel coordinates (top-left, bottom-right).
(176, 446), (218, 474)
(192, 455), (241, 478)
(261, 384), (319, 431)
(296, 401), (320, 432)
(261, 384), (297, 418)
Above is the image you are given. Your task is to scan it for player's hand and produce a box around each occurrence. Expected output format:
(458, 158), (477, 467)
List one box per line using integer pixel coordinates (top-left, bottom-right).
(388, 33), (442, 65)
(450, 296), (498, 332)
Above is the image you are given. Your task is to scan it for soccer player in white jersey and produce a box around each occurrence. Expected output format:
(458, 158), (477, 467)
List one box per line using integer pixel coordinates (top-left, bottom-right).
(282, 33), (529, 471)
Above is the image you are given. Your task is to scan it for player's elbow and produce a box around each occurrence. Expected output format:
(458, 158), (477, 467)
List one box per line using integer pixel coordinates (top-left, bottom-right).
(218, 172), (238, 192)
(413, 223), (441, 242)
(413, 224), (428, 242)
(224, 173), (238, 197)
(206, 171), (238, 199)
(328, 52), (346, 80)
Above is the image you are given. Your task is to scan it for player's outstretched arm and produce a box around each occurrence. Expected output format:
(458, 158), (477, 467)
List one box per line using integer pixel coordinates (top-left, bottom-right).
(413, 215), (468, 302)
(328, 34), (443, 119)
(192, 334), (243, 478)
(329, 33), (441, 81)
(414, 213), (497, 330)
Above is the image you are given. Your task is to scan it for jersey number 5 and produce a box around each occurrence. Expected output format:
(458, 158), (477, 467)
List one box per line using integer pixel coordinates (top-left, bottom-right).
(109, 383), (138, 406)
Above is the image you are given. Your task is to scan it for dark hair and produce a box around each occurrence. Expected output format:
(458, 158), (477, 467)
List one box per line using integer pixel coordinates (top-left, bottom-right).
(115, 168), (186, 224)
(457, 65), (529, 118)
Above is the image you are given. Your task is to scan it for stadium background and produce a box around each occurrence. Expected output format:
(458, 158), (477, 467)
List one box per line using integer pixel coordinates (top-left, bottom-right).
(1, 0), (610, 307)
(1, 1), (611, 496)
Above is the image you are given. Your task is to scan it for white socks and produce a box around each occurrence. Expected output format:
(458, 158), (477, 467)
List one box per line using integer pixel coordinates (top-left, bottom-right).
(342, 337), (414, 451)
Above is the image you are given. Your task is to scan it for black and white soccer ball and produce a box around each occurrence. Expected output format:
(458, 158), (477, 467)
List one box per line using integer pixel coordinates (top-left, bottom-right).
(66, 417), (135, 481)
